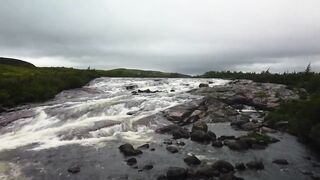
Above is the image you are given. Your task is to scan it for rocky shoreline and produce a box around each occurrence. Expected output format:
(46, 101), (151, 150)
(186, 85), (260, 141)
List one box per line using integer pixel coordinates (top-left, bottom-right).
(115, 80), (320, 180)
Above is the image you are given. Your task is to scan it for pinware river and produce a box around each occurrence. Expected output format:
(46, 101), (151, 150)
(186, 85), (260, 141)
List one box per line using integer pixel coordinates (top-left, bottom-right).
(0, 78), (319, 180)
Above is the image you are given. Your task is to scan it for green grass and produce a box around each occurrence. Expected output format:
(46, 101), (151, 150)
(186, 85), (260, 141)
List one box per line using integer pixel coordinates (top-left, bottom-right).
(0, 63), (189, 108)
(0, 65), (99, 107)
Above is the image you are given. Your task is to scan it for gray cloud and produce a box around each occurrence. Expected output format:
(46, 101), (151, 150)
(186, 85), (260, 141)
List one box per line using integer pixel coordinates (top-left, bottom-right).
(0, 0), (320, 74)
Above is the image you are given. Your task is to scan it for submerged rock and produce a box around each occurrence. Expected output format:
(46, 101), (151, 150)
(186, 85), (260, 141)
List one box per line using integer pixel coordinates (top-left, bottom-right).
(119, 143), (143, 156)
(184, 155), (201, 166)
(68, 165), (80, 174)
(212, 160), (234, 173)
(273, 159), (289, 165)
(246, 161), (264, 170)
(126, 158), (137, 166)
(166, 167), (188, 180)
(156, 125), (190, 139)
(166, 146), (179, 153)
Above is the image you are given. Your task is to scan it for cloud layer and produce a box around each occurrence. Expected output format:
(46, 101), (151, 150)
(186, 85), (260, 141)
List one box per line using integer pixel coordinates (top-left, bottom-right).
(0, 0), (320, 74)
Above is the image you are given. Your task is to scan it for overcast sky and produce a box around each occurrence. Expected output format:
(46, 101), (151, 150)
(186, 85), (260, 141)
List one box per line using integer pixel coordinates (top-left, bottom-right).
(0, 0), (320, 74)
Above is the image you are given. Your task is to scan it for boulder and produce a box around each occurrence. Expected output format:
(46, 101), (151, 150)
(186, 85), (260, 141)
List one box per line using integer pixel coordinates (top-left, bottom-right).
(190, 130), (211, 143)
(218, 135), (236, 141)
(156, 125), (190, 139)
(125, 85), (138, 90)
(137, 144), (150, 149)
(119, 143), (143, 156)
(212, 140), (223, 148)
(68, 165), (80, 174)
(212, 160), (234, 173)
(225, 140), (249, 151)
(166, 167), (188, 180)
(220, 173), (244, 180)
(207, 131), (217, 141)
(166, 146), (179, 153)
(142, 164), (154, 170)
(184, 155), (201, 166)
(127, 158), (137, 166)
(199, 83), (209, 88)
(235, 163), (246, 171)
(246, 161), (264, 170)
(241, 122), (262, 131)
(272, 159), (289, 165)
(192, 121), (208, 133)
(192, 165), (220, 177)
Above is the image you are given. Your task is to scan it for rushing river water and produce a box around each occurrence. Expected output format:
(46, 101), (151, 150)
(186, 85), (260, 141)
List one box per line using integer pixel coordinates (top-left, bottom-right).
(0, 78), (319, 180)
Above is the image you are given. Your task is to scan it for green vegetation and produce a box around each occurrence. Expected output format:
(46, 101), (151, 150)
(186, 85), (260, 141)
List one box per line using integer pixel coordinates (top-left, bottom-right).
(0, 64), (98, 108)
(200, 67), (320, 149)
(0, 57), (36, 67)
(0, 58), (189, 109)
(97, 68), (190, 78)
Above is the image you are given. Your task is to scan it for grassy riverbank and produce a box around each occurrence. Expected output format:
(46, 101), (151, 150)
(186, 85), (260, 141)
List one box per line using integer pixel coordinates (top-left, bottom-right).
(0, 58), (188, 109)
(200, 69), (320, 149)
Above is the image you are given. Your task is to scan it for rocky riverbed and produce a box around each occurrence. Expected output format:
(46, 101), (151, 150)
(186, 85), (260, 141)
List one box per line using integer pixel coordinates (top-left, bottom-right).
(0, 78), (319, 180)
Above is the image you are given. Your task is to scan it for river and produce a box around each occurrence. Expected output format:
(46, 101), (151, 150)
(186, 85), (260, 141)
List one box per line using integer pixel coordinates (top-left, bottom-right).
(0, 78), (319, 180)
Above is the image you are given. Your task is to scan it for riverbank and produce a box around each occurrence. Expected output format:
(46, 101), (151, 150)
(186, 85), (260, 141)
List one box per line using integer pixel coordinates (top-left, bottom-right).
(0, 62), (188, 111)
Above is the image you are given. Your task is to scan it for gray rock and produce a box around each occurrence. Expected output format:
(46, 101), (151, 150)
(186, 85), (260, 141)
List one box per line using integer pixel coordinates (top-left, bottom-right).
(246, 161), (264, 170)
(235, 163), (246, 171)
(166, 167), (188, 180)
(126, 158), (137, 166)
(212, 160), (234, 173)
(192, 121), (208, 133)
(166, 146), (179, 153)
(68, 165), (80, 174)
(190, 130), (211, 143)
(119, 143), (143, 156)
(212, 140), (223, 148)
(273, 159), (289, 165)
(184, 155), (201, 166)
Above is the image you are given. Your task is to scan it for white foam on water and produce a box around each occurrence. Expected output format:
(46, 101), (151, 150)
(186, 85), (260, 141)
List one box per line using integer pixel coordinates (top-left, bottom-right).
(0, 78), (229, 151)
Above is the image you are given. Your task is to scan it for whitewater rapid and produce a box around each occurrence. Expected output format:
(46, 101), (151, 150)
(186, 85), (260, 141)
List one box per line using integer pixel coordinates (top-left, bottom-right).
(0, 78), (228, 151)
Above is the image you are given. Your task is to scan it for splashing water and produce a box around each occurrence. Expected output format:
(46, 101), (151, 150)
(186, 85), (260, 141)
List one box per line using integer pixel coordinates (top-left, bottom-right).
(0, 78), (228, 151)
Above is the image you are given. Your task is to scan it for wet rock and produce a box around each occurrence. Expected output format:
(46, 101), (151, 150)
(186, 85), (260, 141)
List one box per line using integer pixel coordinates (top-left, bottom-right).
(192, 165), (220, 177)
(225, 140), (249, 151)
(68, 165), (80, 174)
(166, 167), (188, 180)
(137, 144), (150, 149)
(166, 146), (179, 153)
(241, 122), (262, 131)
(218, 135), (236, 141)
(220, 173), (244, 180)
(207, 131), (217, 141)
(212, 160), (234, 173)
(273, 159), (289, 165)
(119, 143), (143, 156)
(212, 140), (223, 148)
(176, 141), (186, 146)
(190, 130), (211, 143)
(192, 121), (208, 133)
(184, 155), (201, 166)
(261, 126), (277, 133)
(131, 91), (138, 95)
(251, 144), (267, 150)
(125, 85), (138, 90)
(170, 89), (175, 92)
(142, 164), (153, 170)
(246, 161), (264, 170)
(163, 139), (173, 145)
(138, 89), (160, 93)
(150, 148), (156, 151)
(127, 158), (137, 166)
(199, 83), (209, 88)
(156, 125), (190, 139)
(235, 163), (246, 171)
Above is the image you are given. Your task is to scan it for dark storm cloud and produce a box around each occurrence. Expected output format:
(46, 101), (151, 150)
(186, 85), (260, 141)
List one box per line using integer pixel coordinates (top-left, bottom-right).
(0, 0), (320, 74)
